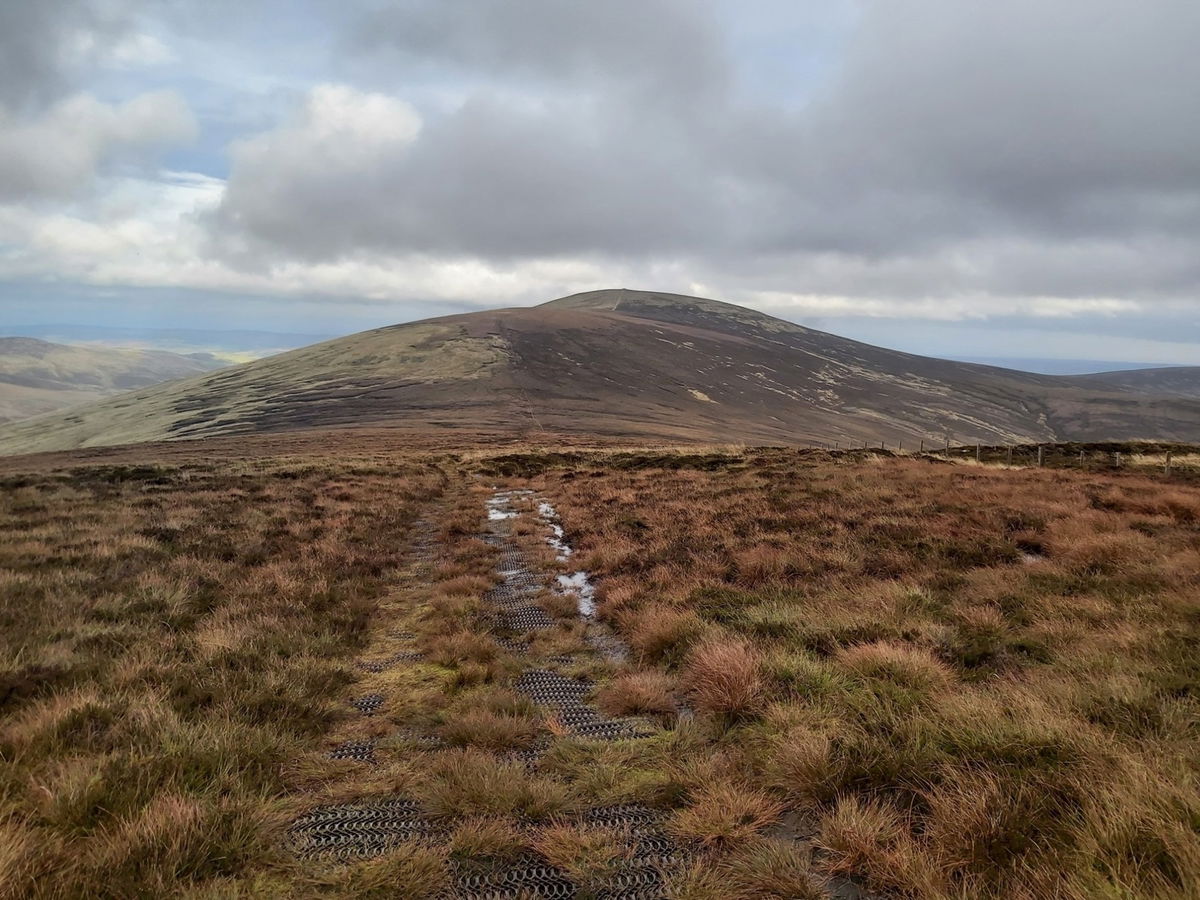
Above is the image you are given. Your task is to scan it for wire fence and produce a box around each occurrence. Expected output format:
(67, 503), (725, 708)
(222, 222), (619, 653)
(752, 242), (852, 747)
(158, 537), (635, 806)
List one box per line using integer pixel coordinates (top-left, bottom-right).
(800, 438), (1196, 474)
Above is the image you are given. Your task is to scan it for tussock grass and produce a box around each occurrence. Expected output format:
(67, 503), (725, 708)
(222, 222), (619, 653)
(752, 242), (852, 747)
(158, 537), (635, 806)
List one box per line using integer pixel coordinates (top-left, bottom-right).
(415, 748), (572, 820)
(446, 816), (525, 871)
(625, 604), (705, 665)
(0, 454), (445, 897)
(669, 783), (783, 849)
(596, 670), (676, 718)
(683, 638), (765, 721)
(531, 822), (634, 893)
(317, 842), (449, 899)
(438, 687), (540, 750)
(539, 449), (1200, 897)
(712, 838), (825, 899)
(8, 442), (1200, 896)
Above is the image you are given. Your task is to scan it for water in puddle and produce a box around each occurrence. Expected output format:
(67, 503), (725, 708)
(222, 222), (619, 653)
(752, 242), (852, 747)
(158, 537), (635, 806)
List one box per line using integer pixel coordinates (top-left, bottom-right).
(557, 571), (597, 617)
(486, 489), (532, 520)
(532, 497), (596, 616)
(537, 500), (573, 559)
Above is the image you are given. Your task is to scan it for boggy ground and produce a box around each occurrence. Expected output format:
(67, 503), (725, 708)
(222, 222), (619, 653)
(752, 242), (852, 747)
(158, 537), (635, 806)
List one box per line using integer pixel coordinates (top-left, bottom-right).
(2, 443), (1199, 898)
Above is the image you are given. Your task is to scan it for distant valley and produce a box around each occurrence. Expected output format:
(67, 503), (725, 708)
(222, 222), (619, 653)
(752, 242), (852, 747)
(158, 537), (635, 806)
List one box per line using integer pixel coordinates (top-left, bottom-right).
(0, 337), (226, 425)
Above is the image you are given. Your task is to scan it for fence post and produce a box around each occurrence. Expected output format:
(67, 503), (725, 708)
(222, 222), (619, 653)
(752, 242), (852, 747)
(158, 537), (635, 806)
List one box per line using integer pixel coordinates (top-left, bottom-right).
(1038, 445), (1045, 467)
(945, 435), (951, 458)
(975, 444), (981, 462)
(1165, 451), (1173, 474)
(898, 440), (903, 453)
(1115, 451), (1122, 467)
(919, 439), (924, 453)
(1078, 450), (1085, 467)
(1007, 445), (1013, 465)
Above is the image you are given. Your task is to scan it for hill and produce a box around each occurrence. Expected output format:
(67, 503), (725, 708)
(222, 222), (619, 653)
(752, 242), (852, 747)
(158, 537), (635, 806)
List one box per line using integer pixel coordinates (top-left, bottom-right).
(1078, 366), (1200, 399)
(0, 337), (226, 426)
(1, 289), (1198, 455)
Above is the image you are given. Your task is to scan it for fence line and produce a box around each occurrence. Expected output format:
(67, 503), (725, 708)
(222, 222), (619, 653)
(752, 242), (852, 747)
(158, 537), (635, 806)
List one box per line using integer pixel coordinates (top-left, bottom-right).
(797, 439), (1191, 473)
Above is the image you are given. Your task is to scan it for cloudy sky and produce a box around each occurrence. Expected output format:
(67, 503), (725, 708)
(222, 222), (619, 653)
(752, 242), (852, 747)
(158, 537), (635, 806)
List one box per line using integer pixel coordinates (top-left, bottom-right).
(1, 0), (1198, 367)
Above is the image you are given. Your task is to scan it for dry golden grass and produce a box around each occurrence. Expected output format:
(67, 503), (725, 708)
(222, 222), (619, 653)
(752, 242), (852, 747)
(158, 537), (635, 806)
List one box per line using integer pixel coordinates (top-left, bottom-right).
(712, 838), (825, 900)
(446, 816), (525, 868)
(438, 687), (540, 751)
(624, 604), (705, 664)
(669, 783), (783, 849)
(414, 748), (573, 820)
(531, 822), (634, 892)
(536, 448), (1200, 897)
(817, 796), (938, 894)
(683, 637), (765, 720)
(6, 440), (1200, 897)
(595, 670), (676, 718)
(0, 452), (446, 897)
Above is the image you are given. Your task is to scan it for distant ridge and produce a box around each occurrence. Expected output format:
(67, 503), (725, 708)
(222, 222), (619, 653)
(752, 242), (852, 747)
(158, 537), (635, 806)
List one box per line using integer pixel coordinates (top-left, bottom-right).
(1, 289), (1198, 455)
(954, 357), (1182, 376)
(1077, 366), (1200, 400)
(0, 337), (226, 426)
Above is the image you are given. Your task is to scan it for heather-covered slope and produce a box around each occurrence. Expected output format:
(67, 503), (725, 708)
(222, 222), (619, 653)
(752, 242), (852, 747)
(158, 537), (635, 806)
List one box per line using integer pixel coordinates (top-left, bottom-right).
(1, 290), (1198, 454)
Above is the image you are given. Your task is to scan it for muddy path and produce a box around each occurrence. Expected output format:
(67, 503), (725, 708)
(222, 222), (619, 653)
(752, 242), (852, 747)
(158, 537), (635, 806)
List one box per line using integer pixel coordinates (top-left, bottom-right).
(284, 487), (687, 898)
(283, 484), (869, 898)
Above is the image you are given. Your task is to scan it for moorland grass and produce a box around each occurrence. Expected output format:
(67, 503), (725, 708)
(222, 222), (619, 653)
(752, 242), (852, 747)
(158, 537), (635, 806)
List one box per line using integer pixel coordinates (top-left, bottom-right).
(0, 455), (445, 897)
(539, 451), (1200, 898)
(5, 444), (1200, 898)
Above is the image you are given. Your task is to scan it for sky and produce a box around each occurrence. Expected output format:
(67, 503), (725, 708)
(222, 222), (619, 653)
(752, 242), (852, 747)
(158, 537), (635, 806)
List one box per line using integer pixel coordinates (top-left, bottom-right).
(1, 0), (1198, 366)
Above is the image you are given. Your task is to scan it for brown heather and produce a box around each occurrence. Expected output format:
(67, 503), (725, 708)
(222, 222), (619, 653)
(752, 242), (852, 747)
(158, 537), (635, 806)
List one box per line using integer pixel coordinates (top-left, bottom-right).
(537, 448), (1200, 898)
(3, 440), (1200, 897)
(0, 450), (445, 897)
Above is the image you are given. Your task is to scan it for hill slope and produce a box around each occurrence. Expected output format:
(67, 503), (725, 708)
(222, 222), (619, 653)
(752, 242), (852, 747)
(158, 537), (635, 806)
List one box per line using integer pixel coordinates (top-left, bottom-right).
(0, 337), (226, 425)
(1, 290), (1198, 454)
(1078, 366), (1200, 400)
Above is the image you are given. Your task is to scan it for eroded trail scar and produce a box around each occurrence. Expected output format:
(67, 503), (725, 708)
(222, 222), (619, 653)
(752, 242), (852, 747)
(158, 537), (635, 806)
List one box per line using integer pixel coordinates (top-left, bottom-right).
(286, 489), (685, 898)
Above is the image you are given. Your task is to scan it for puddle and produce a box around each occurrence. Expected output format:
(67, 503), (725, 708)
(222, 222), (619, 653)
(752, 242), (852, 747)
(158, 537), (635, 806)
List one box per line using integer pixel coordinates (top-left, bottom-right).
(486, 490), (624, 657)
(537, 500), (573, 559)
(487, 488), (533, 520)
(557, 571), (597, 617)
(536, 498), (596, 617)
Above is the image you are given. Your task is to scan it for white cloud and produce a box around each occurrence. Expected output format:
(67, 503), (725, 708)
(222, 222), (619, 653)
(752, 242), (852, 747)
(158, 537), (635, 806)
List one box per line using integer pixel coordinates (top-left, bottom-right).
(102, 32), (176, 68)
(739, 290), (1141, 323)
(0, 90), (196, 201)
(228, 84), (420, 175)
(0, 166), (626, 306)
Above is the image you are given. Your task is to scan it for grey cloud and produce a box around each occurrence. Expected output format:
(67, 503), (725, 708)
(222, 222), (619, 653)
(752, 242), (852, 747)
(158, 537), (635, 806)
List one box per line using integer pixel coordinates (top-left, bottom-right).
(0, 90), (196, 201)
(0, 0), (198, 202)
(351, 0), (728, 100)
(210, 0), (1200, 309)
(790, 1), (1200, 242)
(214, 89), (726, 261)
(0, 0), (142, 111)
